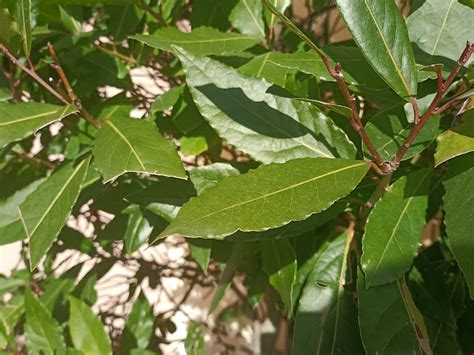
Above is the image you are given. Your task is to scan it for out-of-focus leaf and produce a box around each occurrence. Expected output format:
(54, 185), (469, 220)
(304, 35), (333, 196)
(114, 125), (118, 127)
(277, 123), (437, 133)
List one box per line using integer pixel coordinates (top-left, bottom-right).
(435, 112), (474, 166)
(261, 239), (296, 315)
(108, 4), (143, 41)
(337, 0), (417, 99)
(21, 158), (89, 269)
(121, 294), (154, 352)
(362, 169), (430, 287)
(130, 27), (259, 56)
(69, 297), (112, 355)
(157, 158), (369, 240)
(150, 85), (185, 114)
(24, 289), (65, 355)
(123, 205), (156, 254)
(443, 153), (474, 298)
(0, 103), (77, 149)
(191, 0), (236, 31)
(14, 0), (32, 56)
(293, 230), (364, 355)
(93, 116), (186, 183)
(184, 322), (205, 355)
(407, 0), (474, 65)
(174, 47), (357, 164)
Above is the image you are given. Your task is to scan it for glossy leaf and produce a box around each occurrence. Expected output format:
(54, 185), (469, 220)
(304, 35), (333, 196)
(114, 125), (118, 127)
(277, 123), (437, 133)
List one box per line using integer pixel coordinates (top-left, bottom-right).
(407, 0), (474, 64)
(130, 27), (259, 56)
(24, 289), (65, 355)
(21, 158), (89, 269)
(230, 0), (265, 38)
(69, 297), (112, 355)
(93, 116), (186, 183)
(293, 231), (364, 355)
(362, 169), (430, 287)
(174, 46), (357, 164)
(0, 179), (45, 246)
(336, 0), (417, 98)
(123, 205), (156, 255)
(358, 274), (431, 355)
(189, 163), (240, 194)
(261, 239), (297, 315)
(0, 103), (78, 149)
(443, 153), (474, 298)
(435, 113), (474, 166)
(365, 107), (440, 161)
(157, 158), (369, 240)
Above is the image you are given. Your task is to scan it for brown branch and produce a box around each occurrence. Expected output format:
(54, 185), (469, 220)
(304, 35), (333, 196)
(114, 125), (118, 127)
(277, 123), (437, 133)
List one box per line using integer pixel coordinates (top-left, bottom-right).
(391, 42), (473, 168)
(0, 44), (69, 105)
(47, 43), (101, 129)
(137, 0), (167, 27)
(409, 96), (420, 124)
(262, 0), (390, 173)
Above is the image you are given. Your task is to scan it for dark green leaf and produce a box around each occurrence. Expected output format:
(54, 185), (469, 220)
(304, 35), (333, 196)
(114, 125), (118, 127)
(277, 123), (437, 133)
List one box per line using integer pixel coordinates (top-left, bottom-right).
(123, 205), (156, 255)
(21, 158), (89, 269)
(121, 294), (154, 352)
(358, 274), (431, 354)
(336, 0), (417, 98)
(14, 0), (32, 56)
(362, 169), (430, 287)
(130, 27), (259, 56)
(174, 46), (357, 163)
(261, 239), (296, 315)
(93, 116), (186, 183)
(24, 289), (65, 355)
(69, 296), (112, 355)
(157, 158), (369, 240)
(0, 103), (78, 149)
(443, 153), (474, 298)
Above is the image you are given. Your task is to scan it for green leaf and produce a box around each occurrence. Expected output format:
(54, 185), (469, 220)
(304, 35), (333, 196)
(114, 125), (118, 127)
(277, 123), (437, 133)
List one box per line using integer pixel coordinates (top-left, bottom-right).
(293, 230), (363, 355)
(121, 294), (154, 352)
(0, 179), (45, 246)
(443, 153), (474, 298)
(174, 46), (356, 164)
(123, 205), (156, 255)
(229, 0), (265, 38)
(296, 98), (351, 118)
(0, 103), (78, 149)
(130, 27), (259, 56)
(69, 296), (112, 355)
(261, 239), (297, 315)
(189, 163), (240, 194)
(358, 274), (431, 355)
(190, 0), (236, 31)
(365, 107), (440, 161)
(336, 0), (417, 98)
(265, 0), (291, 28)
(150, 85), (184, 114)
(14, 0), (32, 57)
(93, 116), (186, 183)
(21, 158), (89, 269)
(157, 158), (369, 240)
(407, 0), (474, 64)
(184, 322), (205, 355)
(24, 289), (65, 355)
(435, 113), (474, 166)
(188, 240), (212, 274)
(362, 169), (430, 287)
(108, 4), (142, 41)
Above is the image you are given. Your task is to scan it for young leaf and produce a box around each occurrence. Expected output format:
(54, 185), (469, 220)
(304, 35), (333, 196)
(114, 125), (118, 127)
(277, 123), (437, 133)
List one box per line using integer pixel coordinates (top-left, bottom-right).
(130, 27), (259, 56)
(24, 289), (65, 355)
(261, 239), (297, 315)
(0, 103), (78, 149)
(174, 46), (356, 164)
(21, 158), (90, 269)
(362, 169), (430, 287)
(69, 297), (112, 355)
(93, 116), (186, 183)
(358, 274), (431, 354)
(156, 158), (369, 240)
(443, 153), (474, 298)
(336, 0), (418, 99)
(407, 0), (474, 64)
(435, 113), (474, 166)
(230, 0), (265, 38)
(293, 230), (364, 355)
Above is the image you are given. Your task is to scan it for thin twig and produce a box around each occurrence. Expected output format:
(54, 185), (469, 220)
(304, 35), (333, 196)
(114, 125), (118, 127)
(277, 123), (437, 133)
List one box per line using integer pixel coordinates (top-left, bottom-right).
(409, 96), (420, 124)
(137, 0), (167, 27)
(0, 44), (69, 105)
(391, 42), (473, 168)
(262, 0), (389, 173)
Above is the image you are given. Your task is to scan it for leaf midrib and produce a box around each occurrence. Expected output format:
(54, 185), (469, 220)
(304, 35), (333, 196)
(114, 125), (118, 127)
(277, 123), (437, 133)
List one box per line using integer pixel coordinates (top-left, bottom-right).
(362, 0), (413, 97)
(181, 162), (366, 226)
(0, 108), (65, 127)
(242, 0), (265, 37)
(430, 0), (455, 56)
